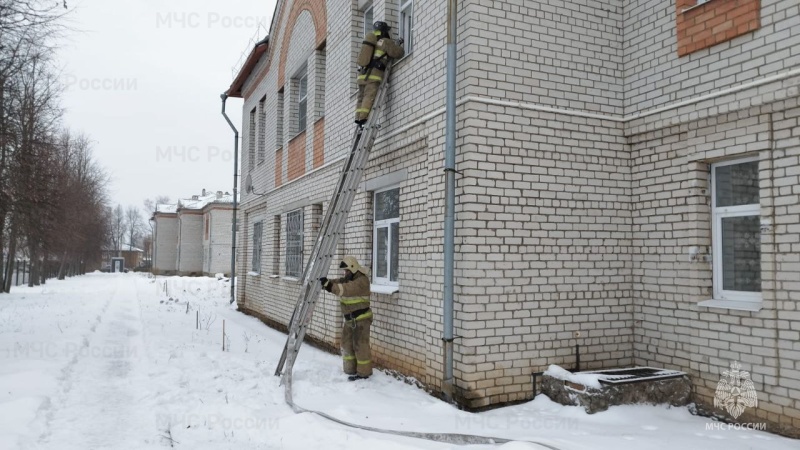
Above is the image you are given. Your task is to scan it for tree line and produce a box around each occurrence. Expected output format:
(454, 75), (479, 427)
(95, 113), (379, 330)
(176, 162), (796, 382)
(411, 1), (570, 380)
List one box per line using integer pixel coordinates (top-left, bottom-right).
(0, 1), (111, 291)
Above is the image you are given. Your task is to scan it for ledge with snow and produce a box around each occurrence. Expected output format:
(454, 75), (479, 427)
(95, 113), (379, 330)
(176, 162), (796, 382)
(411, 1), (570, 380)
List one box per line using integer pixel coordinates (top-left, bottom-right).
(541, 364), (691, 414)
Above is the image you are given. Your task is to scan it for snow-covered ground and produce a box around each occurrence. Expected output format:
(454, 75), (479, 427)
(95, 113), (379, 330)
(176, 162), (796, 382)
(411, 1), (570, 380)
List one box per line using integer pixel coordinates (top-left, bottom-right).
(0, 273), (797, 449)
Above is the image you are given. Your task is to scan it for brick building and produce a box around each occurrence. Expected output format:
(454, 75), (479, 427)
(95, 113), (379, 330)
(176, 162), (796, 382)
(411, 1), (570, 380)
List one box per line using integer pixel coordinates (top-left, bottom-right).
(227, 0), (800, 434)
(152, 191), (234, 276)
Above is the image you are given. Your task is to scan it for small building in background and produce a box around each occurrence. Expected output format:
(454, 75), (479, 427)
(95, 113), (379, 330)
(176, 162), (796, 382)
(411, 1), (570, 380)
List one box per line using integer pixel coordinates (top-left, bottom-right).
(152, 190), (233, 277)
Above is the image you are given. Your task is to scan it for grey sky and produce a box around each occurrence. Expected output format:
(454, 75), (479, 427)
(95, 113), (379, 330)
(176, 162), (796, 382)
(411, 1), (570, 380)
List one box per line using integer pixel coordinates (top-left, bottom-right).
(59, 0), (277, 212)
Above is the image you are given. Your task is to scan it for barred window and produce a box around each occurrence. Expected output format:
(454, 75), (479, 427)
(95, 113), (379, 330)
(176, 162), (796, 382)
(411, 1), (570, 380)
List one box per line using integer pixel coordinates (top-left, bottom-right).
(285, 209), (304, 278)
(252, 221), (263, 274)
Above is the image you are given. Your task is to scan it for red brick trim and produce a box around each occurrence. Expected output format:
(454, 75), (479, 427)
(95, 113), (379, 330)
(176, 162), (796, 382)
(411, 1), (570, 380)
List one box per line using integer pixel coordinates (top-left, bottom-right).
(676, 0), (760, 56)
(275, 147), (284, 187)
(312, 117), (325, 169)
(287, 132), (306, 181)
(242, 0), (327, 100)
(277, 0), (327, 89)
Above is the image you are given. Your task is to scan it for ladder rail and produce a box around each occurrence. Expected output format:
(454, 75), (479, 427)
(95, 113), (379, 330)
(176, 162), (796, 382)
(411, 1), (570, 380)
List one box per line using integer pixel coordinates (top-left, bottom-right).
(275, 65), (395, 378)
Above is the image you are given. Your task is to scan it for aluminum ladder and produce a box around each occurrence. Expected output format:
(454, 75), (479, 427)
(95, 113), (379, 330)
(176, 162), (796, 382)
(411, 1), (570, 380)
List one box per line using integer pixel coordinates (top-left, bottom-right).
(274, 64), (395, 389)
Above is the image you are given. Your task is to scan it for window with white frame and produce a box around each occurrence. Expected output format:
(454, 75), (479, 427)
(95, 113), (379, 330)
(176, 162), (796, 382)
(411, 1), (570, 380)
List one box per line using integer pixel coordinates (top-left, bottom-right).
(711, 157), (761, 303)
(285, 209), (304, 278)
(296, 69), (308, 133)
(363, 3), (374, 37)
(252, 221), (263, 274)
(399, 0), (413, 54)
(373, 187), (400, 285)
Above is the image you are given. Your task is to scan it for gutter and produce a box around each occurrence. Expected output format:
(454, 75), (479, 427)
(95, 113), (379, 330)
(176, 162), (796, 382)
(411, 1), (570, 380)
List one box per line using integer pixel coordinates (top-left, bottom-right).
(220, 93), (240, 304)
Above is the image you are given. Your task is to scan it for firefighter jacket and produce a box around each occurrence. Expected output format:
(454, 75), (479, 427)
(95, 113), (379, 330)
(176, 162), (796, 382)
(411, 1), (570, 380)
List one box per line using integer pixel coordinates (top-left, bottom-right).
(357, 30), (405, 85)
(329, 271), (371, 317)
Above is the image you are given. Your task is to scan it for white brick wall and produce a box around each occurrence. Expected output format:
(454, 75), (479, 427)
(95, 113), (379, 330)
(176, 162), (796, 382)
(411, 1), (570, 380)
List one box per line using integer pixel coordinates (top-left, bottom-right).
(203, 207), (233, 276)
(230, 0), (800, 431)
(177, 212), (203, 274)
(153, 214), (178, 274)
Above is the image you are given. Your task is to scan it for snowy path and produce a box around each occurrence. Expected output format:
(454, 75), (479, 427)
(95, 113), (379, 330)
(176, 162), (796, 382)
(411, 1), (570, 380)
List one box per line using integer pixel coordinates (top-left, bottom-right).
(36, 276), (157, 449)
(1, 273), (798, 450)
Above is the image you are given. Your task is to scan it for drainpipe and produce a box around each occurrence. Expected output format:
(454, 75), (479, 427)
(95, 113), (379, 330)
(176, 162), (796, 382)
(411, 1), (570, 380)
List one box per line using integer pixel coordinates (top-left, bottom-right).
(220, 93), (239, 305)
(443, 0), (458, 402)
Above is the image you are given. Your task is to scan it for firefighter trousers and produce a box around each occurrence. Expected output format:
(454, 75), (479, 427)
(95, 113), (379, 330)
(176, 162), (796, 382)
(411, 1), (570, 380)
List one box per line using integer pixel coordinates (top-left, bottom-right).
(355, 81), (380, 123)
(341, 315), (373, 377)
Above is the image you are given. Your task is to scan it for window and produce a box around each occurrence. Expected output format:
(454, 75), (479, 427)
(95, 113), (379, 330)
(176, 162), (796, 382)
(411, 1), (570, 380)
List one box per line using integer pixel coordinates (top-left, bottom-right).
(248, 107), (256, 169)
(252, 221), (263, 274)
(276, 89), (285, 147)
(297, 70), (308, 133)
(285, 209), (304, 278)
(205, 216), (210, 240)
(258, 96), (266, 164)
(363, 3), (374, 37)
(399, 0), (413, 54)
(711, 158), (761, 304)
(373, 187), (400, 285)
(272, 215), (281, 275)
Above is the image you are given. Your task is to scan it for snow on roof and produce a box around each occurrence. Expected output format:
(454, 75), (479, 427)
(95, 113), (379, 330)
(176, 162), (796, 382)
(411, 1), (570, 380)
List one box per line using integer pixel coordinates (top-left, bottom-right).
(101, 244), (144, 253)
(177, 191), (233, 211)
(155, 204), (178, 214)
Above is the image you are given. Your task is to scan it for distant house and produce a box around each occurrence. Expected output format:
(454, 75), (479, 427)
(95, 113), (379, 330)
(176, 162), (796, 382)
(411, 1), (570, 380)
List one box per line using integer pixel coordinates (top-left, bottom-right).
(152, 190), (233, 276)
(101, 244), (143, 270)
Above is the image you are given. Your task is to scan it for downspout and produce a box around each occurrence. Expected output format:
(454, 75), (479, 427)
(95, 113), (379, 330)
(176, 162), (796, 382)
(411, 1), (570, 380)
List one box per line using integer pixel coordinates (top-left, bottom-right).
(443, 0), (458, 402)
(221, 93), (240, 304)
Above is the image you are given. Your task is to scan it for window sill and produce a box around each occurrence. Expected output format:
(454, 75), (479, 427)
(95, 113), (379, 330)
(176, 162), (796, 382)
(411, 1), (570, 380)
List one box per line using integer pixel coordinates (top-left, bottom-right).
(290, 130), (306, 142)
(371, 284), (399, 295)
(269, 274), (280, 278)
(247, 272), (260, 277)
(393, 52), (412, 68)
(282, 276), (300, 283)
(697, 299), (762, 312)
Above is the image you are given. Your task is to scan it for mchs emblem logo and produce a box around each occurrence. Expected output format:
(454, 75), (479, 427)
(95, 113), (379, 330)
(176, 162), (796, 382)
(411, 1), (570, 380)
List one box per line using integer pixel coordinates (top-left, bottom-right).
(714, 361), (758, 419)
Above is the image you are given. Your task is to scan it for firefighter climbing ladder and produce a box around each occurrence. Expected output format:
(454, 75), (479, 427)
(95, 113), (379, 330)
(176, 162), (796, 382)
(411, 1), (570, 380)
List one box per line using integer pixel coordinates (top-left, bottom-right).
(269, 62), (563, 450)
(274, 65), (395, 392)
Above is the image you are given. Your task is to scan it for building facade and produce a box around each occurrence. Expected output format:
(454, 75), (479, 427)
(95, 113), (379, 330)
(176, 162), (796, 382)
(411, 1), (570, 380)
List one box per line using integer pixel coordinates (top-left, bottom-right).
(202, 202), (234, 276)
(152, 192), (234, 276)
(228, 0), (800, 435)
(152, 205), (178, 275)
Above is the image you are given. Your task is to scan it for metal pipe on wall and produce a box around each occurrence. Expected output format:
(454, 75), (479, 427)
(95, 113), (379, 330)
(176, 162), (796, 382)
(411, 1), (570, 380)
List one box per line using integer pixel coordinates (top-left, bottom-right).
(443, 0), (458, 402)
(220, 93), (240, 305)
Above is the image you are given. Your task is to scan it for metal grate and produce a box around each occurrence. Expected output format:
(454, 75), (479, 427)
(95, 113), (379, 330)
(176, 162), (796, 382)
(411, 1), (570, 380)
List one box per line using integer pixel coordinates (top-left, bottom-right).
(583, 367), (686, 385)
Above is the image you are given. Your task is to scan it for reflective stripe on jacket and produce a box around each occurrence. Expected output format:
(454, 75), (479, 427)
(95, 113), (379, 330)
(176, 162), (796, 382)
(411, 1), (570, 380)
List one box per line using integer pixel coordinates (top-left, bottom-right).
(331, 271), (371, 315)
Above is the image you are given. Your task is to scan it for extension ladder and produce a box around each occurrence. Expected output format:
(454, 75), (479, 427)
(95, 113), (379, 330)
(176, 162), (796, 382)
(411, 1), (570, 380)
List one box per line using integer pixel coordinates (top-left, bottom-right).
(274, 65), (395, 388)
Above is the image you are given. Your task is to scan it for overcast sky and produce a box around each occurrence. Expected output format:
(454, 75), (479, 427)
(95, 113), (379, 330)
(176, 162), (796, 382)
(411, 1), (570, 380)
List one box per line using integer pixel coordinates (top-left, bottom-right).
(59, 0), (277, 212)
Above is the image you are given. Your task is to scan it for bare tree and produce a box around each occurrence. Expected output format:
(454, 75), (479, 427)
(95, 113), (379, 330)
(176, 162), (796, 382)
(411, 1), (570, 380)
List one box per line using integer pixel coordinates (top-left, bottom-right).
(0, 1), (113, 292)
(142, 195), (170, 266)
(125, 205), (143, 251)
(105, 204), (125, 258)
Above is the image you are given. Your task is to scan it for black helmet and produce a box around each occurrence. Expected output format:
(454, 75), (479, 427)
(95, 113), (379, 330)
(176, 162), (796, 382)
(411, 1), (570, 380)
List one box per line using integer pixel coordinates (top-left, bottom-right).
(373, 21), (391, 36)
